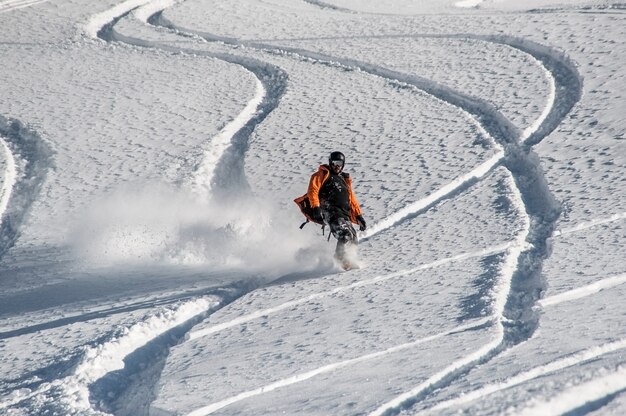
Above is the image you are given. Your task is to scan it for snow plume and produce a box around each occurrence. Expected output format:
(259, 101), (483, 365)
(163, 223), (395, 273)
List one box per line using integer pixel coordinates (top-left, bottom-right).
(69, 183), (325, 276)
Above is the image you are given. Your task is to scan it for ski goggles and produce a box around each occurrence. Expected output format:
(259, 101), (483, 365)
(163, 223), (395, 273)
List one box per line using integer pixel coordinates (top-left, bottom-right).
(330, 159), (344, 167)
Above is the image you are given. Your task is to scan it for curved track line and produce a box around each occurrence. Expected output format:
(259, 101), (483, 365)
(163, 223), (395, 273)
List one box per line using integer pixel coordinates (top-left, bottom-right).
(151, 15), (522, 241)
(186, 205), (607, 342)
(188, 243), (512, 341)
(554, 212), (626, 236)
(131, 5), (578, 415)
(369, 173), (530, 416)
(182, 266), (626, 415)
(539, 272), (626, 307)
(423, 272), (626, 413)
(0, 137), (17, 220)
(83, 0), (153, 38)
(301, 0), (355, 13)
(187, 211), (616, 342)
(97, 0), (269, 198)
(102, 11), (288, 197)
(427, 337), (626, 413)
(0, 298), (214, 413)
(151, 12), (580, 415)
(518, 365), (626, 416)
(0, 116), (53, 261)
(0, 0), (48, 14)
(185, 318), (492, 416)
(363, 151), (503, 239)
(468, 33), (581, 148)
(189, 77), (265, 198)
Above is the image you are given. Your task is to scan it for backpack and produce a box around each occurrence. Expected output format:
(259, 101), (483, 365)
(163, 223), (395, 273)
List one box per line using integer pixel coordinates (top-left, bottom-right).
(294, 168), (332, 229)
(294, 193), (324, 228)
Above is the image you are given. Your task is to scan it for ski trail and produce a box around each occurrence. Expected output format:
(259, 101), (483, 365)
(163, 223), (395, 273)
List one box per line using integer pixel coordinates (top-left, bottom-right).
(133, 0), (178, 22)
(427, 337), (626, 413)
(518, 366), (626, 416)
(150, 17), (523, 242)
(144, 257), (625, 416)
(188, 243), (511, 341)
(0, 0), (48, 14)
(369, 173), (530, 416)
(188, 210), (614, 342)
(538, 272), (626, 308)
(363, 152), (503, 239)
(301, 0), (355, 13)
(98, 6), (288, 197)
(424, 272), (626, 413)
(87, 0), (271, 196)
(0, 298), (214, 414)
(150, 16), (577, 415)
(554, 212), (626, 236)
(470, 33), (582, 148)
(0, 116), (53, 260)
(517, 50), (556, 143)
(188, 77), (265, 198)
(0, 137), (17, 220)
(63, 4), (286, 413)
(185, 318), (492, 416)
(83, 0), (153, 38)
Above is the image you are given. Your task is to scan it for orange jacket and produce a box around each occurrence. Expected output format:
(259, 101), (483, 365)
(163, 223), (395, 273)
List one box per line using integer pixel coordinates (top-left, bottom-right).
(307, 165), (362, 223)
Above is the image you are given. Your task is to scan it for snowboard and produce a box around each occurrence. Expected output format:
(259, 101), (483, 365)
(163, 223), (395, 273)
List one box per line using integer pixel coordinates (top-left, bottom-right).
(334, 256), (360, 271)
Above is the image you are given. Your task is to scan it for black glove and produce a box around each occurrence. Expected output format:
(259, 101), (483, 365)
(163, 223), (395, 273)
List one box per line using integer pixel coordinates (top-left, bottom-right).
(356, 215), (367, 231)
(311, 206), (324, 223)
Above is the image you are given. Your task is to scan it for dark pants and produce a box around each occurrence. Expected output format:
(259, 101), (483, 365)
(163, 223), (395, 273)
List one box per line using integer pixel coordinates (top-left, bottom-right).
(325, 214), (358, 260)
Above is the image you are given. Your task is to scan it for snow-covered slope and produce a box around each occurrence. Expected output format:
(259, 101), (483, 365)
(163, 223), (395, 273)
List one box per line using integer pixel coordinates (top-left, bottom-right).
(0, 0), (624, 415)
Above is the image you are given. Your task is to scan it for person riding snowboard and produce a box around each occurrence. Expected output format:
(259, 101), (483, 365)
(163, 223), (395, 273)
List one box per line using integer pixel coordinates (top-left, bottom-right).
(306, 151), (366, 269)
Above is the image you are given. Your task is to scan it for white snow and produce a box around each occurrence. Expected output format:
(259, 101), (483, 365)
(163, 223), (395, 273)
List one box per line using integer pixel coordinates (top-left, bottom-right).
(0, 137), (17, 218)
(455, 0), (484, 8)
(188, 77), (265, 199)
(1, 0), (625, 415)
(0, 0), (49, 14)
(518, 365), (626, 416)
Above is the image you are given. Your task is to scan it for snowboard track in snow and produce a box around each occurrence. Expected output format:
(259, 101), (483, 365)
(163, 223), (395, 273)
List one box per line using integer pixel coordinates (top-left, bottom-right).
(0, 116), (53, 262)
(0, 0), (49, 14)
(100, 11), (289, 198)
(0, 2), (615, 415)
(149, 11), (583, 414)
(37, 8), (290, 415)
(71, 3), (586, 415)
(0, 279), (260, 415)
(428, 319), (626, 413)
(0, 281), (256, 340)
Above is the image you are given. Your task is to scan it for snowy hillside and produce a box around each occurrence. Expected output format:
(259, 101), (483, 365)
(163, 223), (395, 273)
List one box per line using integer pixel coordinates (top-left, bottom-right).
(0, 0), (625, 415)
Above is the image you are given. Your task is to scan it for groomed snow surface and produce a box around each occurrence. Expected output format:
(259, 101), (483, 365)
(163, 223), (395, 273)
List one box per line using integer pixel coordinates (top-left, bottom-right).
(0, 0), (625, 415)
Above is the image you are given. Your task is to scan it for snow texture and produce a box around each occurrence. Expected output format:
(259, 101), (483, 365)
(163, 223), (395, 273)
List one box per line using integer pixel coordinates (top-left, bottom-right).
(0, 0), (625, 415)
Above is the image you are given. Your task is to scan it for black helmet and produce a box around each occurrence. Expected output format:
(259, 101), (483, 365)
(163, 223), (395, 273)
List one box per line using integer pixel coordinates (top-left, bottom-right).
(329, 151), (345, 167)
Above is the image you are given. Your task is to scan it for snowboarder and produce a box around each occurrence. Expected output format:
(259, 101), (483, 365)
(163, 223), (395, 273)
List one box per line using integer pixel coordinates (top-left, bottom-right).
(298, 151), (367, 270)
